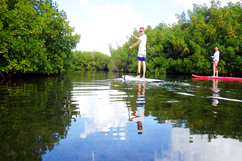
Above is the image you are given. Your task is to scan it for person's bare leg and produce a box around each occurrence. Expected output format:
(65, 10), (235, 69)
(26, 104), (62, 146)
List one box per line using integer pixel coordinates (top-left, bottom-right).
(215, 61), (218, 77)
(212, 62), (215, 77)
(136, 60), (141, 78)
(142, 61), (146, 79)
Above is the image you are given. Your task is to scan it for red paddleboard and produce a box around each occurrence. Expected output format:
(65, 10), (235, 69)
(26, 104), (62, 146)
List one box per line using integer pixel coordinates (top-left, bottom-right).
(192, 74), (242, 81)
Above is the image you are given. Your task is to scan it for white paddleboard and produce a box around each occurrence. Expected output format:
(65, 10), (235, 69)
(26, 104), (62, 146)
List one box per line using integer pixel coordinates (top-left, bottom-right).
(122, 75), (163, 82)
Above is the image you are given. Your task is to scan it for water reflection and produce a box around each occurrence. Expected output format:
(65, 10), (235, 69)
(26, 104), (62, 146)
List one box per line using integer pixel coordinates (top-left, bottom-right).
(0, 76), (78, 161)
(1, 71), (242, 161)
(71, 80), (129, 140)
(68, 75), (242, 160)
(212, 79), (219, 106)
(168, 128), (242, 161)
(211, 79), (219, 117)
(128, 81), (146, 135)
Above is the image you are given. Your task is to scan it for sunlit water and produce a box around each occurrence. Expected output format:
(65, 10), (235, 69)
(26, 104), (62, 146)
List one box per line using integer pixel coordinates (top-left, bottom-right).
(1, 71), (242, 161)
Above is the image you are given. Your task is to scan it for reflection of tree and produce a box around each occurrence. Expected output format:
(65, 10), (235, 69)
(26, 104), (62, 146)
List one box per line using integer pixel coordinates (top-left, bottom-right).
(111, 79), (242, 142)
(0, 75), (78, 160)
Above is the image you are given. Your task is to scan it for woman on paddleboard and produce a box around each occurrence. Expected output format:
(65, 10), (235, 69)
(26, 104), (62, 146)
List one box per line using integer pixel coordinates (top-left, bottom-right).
(211, 45), (220, 77)
(129, 27), (147, 79)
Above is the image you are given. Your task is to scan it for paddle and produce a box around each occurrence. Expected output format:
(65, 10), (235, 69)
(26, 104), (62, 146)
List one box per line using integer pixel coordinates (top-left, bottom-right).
(124, 36), (132, 80)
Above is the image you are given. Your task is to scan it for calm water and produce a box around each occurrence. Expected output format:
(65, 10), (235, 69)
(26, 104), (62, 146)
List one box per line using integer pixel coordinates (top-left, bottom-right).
(1, 71), (242, 161)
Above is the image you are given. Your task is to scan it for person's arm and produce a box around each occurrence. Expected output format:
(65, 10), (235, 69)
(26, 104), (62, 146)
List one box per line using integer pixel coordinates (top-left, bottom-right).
(132, 34), (140, 41)
(130, 40), (141, 49)
(211, 53), (215, 59)
(129, 34), (141, 49)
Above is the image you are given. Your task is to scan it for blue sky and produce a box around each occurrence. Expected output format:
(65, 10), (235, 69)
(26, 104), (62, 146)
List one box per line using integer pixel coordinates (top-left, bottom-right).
(55, 0), (240, 55)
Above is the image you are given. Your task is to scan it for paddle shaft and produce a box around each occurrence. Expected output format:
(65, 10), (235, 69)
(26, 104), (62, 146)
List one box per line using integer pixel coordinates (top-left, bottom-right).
(124, 37), (132, 80)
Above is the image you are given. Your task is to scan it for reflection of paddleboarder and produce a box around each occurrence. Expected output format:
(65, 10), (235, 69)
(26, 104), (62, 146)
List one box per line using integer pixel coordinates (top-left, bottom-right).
(128, 81), (146, 134)
(211, 79), (219, 117)
(136, 81), (145, 134)
(212, 79), (219, 106)
(129, 27), (147, 79)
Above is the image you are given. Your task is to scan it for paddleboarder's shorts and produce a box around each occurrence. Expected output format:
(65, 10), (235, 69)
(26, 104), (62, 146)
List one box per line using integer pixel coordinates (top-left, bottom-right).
(138, 57), (146, 61)
(137, 50), (146, 61)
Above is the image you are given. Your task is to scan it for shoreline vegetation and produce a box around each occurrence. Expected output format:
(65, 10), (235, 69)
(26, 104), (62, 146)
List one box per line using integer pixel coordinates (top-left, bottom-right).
(110, 0), (242, 77)
(1, 0), (242, 81)
(0, 0), (80, 80)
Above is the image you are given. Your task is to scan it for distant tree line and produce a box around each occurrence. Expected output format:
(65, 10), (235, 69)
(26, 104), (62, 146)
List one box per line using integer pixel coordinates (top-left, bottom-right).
(72, 51), (110, 71)
(110, 0), (242, 76)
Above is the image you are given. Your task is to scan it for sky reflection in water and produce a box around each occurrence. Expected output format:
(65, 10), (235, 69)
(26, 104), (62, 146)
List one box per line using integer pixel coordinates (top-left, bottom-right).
(1, 71), (241, 160)
(42, 72), (242, 161)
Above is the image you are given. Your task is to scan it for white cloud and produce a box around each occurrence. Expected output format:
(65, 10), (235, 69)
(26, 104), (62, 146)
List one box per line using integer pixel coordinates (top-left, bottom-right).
(164, 15), (178, 25)
(176, 0), (212, 8)
(69, 0), (143, 55)
(79, 0), (88, 7)
(176, 0), (241, 9)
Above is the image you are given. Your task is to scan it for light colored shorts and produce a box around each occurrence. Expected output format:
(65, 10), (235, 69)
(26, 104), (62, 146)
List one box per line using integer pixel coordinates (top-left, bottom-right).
(138, 50), (146, 61)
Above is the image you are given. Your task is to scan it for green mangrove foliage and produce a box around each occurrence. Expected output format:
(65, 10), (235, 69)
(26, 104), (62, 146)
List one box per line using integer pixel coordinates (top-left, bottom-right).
(110, 0), (242, 76)
(0, 0), (80, 75)
(73, 51), (110, 71)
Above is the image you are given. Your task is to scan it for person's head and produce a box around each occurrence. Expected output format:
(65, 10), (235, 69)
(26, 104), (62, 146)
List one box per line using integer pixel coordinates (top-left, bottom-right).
(139, 27), (144, 35)
(215, 45), (218, 51)
(137, 121), (143, 130)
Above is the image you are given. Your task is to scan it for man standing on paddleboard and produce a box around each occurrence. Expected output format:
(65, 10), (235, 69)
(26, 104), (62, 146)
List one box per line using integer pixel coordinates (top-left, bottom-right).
(129, 27), (147, 79)
(211, 45), (220, 77)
